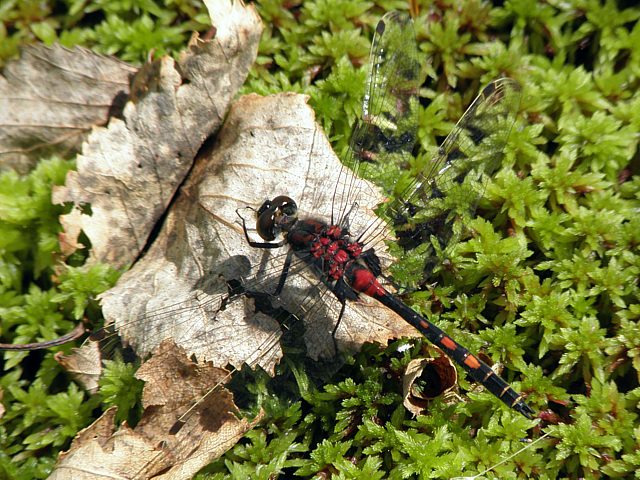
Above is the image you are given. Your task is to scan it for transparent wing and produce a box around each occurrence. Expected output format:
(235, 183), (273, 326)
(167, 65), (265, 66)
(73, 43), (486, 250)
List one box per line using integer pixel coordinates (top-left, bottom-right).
(357, 10), (420, 161)
(331, 12), (521, 287)
(383, 78), (522, 277)
(332, 11), (421, 236)
(103, 275), (285, 375)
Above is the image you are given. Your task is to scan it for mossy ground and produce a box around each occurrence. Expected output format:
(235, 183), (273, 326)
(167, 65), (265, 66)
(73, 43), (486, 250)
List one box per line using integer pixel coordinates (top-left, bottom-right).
(1, 1), (639, 479)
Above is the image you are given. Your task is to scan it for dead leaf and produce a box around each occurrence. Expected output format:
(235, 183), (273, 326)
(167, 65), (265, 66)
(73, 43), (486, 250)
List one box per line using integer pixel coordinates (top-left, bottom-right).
(402, 353), (458, 416)
(71, 90), (415, 476)
(57, 208), (86, 256)
(52, 0), (263, 269)
(50, 340), (258, 480)
(0, 44), (136, 173)
(54, 340), (102, 393)
(101, 92), (417, 378)
(54, 63), (420, 480)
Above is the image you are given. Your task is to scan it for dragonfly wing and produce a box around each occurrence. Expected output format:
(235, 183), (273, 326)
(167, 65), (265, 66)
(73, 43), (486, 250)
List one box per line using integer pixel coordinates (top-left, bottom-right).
(333, 11), (421, 236)
(357, 11), (420, 161)
(387, 78), (522, 276)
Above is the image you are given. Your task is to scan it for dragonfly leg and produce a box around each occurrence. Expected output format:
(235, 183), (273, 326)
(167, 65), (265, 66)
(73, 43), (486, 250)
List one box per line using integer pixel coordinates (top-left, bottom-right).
(332, 301), (347, 337)
(273, 249), (294, 296)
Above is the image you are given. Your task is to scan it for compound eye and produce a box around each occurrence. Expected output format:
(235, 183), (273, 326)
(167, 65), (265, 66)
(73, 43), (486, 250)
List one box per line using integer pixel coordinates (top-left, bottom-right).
(255, 196), (298, 241)
(257, 199), (273, 217)
(256, 204), (277, 241)
(271, 195), (297, 216)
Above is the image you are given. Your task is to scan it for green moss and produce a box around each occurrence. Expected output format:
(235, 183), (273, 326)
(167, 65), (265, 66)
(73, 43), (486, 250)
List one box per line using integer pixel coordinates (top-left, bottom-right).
(224, 0), (640, 478)
(0, 158), (120, 479)
(0, 0), (210, 66)
(2, 0), (640, 478)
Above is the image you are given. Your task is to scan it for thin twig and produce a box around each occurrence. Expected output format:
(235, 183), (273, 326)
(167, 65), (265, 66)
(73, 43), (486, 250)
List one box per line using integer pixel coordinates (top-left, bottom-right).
(0, 322), (87, 350)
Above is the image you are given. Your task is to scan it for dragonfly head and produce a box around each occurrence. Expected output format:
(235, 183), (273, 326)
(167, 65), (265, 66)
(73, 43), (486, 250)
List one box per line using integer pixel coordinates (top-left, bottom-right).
(256, 195), (298, 241)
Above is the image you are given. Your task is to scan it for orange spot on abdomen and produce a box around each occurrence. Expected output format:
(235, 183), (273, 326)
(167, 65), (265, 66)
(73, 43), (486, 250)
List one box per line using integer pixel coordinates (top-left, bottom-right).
(464, 354), (481, 369)
(439, 336), (457, 351)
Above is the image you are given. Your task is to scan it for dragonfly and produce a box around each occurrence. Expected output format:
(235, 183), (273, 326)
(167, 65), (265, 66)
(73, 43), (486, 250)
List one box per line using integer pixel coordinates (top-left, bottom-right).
(1, 10), (535, 477)
(235, 11), (534, 419)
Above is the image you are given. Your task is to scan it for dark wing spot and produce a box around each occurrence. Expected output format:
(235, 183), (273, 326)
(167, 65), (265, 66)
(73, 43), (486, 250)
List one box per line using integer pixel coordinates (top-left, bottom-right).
(465, 123), (487, 145)
(481, 81), (497, 96)
(430, 185), (445, 199)
(446, 147), (467, 162)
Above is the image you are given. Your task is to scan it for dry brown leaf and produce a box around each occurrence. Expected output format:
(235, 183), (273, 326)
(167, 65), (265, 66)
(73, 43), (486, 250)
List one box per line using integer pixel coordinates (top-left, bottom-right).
(101, 92), (417, 380)
(0, 44), (136, 173)
(52, 0), (263, 269)
(54, 340), (102, 393)
(50, 340), (258, 480)
(56, 82), (418, 480)
(402, 353), (458, 416)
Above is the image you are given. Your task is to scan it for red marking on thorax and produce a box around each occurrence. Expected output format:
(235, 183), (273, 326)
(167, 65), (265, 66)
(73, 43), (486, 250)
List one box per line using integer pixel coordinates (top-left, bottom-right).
(326, 225), (342, 238)
(300, 222), (364, 281)
(333, 250), (349, 263)
(347, 243), (362, 256)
